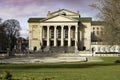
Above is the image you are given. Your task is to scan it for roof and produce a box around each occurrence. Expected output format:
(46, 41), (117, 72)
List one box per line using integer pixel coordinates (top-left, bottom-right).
(28, 18), (45, 23)
(74, 17), (92, 22)
(91, 21), (104, 25)
(28, 17), (104, 26)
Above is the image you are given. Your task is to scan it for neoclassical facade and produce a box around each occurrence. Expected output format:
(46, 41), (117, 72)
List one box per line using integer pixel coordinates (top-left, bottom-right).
(28, 9), (103, 53)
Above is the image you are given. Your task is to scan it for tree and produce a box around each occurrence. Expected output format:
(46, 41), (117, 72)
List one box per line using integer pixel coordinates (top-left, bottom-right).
(0, 18), (8, 51)
(90, 0), (120, 45)
(0, 21), (8, 51)
(3, 19), (21, 54)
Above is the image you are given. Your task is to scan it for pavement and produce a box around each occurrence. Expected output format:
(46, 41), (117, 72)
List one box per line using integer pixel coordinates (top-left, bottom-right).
(0, 56), (87, 63)
(0, 56), (103, 63)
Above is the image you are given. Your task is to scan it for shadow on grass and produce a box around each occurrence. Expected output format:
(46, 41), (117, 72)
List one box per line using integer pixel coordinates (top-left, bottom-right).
(0, 62), (120, 69)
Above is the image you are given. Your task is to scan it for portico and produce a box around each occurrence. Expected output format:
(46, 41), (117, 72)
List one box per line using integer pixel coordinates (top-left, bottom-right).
(42, 25), (78, 47)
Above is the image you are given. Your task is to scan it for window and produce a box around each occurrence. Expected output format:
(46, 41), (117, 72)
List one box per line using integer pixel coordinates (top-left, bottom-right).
(58, 30), (61, 38)
(101, 31), (103, 34)
(97, 27), (99, 30)
(93, 27), (95, 30)
(65, 30), (68, 38)
(43, 26), (47, 38)
(97, 31), (99, 35)
(51, 30), (54, 38)
(101, 27), (103, 30)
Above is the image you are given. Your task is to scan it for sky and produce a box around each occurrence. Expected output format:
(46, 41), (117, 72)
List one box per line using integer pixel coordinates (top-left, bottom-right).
(0, 0), (99, 38)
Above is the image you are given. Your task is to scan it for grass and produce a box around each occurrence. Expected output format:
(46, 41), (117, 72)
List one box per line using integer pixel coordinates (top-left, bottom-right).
(0, 57), (120, 80)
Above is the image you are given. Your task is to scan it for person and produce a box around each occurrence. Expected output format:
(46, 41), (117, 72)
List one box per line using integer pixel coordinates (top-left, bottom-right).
(92, 47), (95, 53)
(85, 57), (88, 62)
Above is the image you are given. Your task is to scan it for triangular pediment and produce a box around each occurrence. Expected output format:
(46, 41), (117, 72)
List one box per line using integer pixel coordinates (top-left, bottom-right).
(41, 15), (78, 22)
(51, 9), (79, 16)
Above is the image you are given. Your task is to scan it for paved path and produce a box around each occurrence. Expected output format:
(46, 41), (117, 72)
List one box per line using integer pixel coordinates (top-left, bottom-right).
(0, 56), (87, 63)
(0, 56), (103, 63)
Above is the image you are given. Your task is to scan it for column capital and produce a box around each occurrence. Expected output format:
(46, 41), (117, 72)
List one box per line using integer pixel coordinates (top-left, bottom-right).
(61, 25), (64, 28)
(68, 25), (71, 28)
(54, 25), (57, 28)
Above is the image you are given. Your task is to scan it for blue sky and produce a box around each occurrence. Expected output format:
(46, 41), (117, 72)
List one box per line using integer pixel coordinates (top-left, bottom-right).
(0, 0), (99, 38)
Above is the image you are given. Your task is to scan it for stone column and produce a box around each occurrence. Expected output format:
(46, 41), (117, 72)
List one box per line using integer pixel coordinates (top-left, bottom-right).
(47, 26), (50, 46)
(61, 26), (64, 46)
(80, 30), (82, 41)
(54, 26), (57, 46)
(75, 26), (78, 49)
(68, 26), (71, 46)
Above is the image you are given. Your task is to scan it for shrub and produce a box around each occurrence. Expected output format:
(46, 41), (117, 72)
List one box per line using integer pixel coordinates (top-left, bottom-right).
(115, 60), (120, 63)
(42, 77), (55, 80)
(0, 71), (13, 80)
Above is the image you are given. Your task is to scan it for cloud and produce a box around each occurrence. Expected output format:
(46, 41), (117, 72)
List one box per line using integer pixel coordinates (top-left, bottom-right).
(0, 4), (49, 19)
(0, 0), (99, 19)
(19, 29), (28, 38)
(0, 0), (36, 5)
(0, 0), (99, 38)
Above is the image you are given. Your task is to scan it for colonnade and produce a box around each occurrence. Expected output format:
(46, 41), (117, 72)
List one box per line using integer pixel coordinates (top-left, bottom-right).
(42, 25), (79, 47)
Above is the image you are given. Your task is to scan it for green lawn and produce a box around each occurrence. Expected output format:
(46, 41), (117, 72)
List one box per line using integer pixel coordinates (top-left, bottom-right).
(0, 57), (120, 80)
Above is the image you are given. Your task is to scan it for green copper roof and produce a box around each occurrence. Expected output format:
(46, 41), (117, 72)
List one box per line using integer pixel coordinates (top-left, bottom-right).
(74, 17), (92, 22)
(28, 17), (103, 26)
(92, 21), (104, 25)
(75, 17), (104, 25)
(28, 18), (45, 23)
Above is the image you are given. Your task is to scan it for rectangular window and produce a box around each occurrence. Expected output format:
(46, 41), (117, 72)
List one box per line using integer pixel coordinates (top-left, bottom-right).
(65, 30), (68, 38)
(97, 31), (99, 35)
(51, 30), (54, 38)
(101, 31), (103, 34)
(58, 30), (61, 38)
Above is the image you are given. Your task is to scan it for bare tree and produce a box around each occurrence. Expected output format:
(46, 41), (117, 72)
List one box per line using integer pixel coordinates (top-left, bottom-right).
(90, 0), (120, 45)
(3, 19), (21, 55)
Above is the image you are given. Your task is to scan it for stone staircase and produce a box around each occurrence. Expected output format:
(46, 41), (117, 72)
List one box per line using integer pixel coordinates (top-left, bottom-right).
(0, 53), (88, 63)
(43, 46), (75, 53)
(0, 53), (103, 63)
